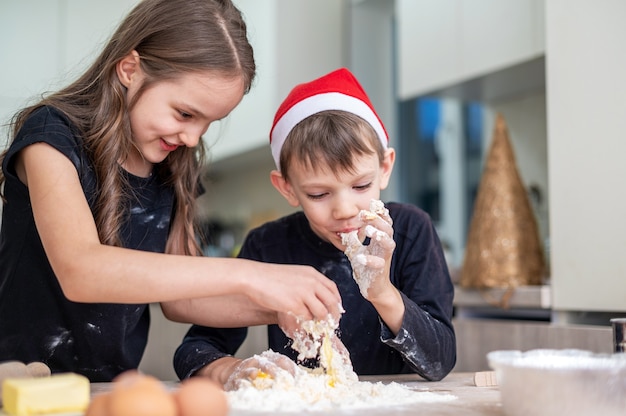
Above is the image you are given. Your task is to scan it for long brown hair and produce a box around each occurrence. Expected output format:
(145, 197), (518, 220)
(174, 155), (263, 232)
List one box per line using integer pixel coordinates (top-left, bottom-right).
(0, 0), (255, 255)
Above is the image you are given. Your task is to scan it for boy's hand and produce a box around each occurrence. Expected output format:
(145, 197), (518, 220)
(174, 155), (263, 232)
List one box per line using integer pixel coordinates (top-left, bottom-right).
(342, 204), (396, 300)
(224, 350), (297, 391)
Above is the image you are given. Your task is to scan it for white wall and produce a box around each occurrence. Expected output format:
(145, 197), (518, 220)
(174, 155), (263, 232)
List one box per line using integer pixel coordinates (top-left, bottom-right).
(0, 0), (137, 146)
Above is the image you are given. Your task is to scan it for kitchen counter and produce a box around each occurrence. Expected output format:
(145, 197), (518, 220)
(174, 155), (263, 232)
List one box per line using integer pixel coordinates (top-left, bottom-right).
(352, 372), (502, 416)
(0, 372), (503, 415)
(92, 372), (503, 416)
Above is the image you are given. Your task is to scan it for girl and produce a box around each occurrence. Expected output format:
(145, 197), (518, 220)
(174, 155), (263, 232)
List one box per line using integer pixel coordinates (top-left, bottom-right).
(0, 0), (340, 382)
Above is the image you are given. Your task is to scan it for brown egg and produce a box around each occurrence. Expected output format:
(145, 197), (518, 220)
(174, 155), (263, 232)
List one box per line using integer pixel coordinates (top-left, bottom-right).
(111, 369), (142, 386)
(174, 377), (229, 416)
(84, 393), (110, 416)
(108, 373), (177, 416)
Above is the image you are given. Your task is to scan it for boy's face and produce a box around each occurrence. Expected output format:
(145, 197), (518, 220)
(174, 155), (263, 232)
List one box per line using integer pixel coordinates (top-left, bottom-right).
(271, 148), (395, 251)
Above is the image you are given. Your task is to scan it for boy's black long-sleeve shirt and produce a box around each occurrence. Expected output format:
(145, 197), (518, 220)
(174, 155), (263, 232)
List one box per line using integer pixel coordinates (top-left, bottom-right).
(174, 203), (456, 381)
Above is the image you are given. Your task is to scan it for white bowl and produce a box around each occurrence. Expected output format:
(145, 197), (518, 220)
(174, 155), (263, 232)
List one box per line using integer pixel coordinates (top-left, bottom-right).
(487, 349), (626, 416)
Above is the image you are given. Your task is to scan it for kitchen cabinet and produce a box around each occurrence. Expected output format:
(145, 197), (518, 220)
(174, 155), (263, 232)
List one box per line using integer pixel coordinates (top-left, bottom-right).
(396, 0), (626, 318)
(453, 286), (614, 371)
(207, 0), (347, 162)
(396, 0), (545, 100)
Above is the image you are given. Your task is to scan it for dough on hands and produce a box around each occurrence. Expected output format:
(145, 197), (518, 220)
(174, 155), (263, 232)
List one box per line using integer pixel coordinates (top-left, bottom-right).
(340, 200), (389, 298)
(224, 350), (298, 391)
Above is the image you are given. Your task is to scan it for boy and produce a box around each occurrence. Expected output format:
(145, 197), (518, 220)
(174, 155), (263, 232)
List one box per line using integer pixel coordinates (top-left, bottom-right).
(174, 68), (456, 385)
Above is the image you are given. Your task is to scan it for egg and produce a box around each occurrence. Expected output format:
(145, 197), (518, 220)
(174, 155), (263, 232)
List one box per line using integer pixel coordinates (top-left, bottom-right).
(111, 369), (142, 386)
(174, 377), (229, 416)
(107, 372), (177, 416)
(84, 393), (109, 416)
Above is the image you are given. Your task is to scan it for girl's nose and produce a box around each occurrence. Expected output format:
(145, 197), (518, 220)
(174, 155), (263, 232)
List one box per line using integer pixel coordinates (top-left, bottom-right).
(178, 131), (200, 148)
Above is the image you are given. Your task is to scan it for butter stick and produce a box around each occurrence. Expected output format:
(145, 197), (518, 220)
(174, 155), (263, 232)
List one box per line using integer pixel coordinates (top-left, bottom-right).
(2, 373), (90, 415)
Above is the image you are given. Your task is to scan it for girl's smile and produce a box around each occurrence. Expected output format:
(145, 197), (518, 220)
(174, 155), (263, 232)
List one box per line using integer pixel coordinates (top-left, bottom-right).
(160, 139), (180, 152)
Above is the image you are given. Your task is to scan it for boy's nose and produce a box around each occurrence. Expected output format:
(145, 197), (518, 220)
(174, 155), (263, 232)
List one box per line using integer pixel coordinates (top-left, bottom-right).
(333, 199), (360, 220)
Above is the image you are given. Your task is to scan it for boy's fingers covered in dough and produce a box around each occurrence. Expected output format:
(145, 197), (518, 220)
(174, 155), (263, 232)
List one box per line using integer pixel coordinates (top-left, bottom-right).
(224, 352), (297, 391)
(361, 213), (393, 231)
(377, 208), (393, 227)
(365, 225), (396, 259)
(362, 255), (386, 269)
(330, 334), (352, 366)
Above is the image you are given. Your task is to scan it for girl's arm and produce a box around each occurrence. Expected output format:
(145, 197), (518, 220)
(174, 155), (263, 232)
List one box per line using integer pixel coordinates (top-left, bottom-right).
(17, 142), (341, 324)
(162, 293), (278, 327)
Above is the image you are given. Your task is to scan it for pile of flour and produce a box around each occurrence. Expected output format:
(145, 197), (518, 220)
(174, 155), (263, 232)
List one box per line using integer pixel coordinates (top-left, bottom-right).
(226, 350), (456, 412)
(228, 200), (456, 412)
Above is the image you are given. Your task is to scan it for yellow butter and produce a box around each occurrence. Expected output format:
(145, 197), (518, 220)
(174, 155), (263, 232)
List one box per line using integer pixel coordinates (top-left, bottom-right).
(2, 373), (89, 415)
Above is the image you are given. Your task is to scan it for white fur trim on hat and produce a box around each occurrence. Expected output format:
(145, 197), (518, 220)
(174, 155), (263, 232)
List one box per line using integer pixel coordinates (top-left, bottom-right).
(270, 92), (387, 169)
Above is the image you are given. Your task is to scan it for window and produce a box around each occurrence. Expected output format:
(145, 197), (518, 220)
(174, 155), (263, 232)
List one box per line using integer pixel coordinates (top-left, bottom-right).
(398, 97), (484, 270)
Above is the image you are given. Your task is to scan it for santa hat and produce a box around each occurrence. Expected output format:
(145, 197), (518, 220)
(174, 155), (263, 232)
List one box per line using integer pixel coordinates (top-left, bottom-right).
(269, 67), (388, 169)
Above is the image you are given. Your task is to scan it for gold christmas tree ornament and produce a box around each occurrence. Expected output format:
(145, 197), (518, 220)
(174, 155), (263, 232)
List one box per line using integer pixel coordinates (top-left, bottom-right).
(460, 114), (545, 304)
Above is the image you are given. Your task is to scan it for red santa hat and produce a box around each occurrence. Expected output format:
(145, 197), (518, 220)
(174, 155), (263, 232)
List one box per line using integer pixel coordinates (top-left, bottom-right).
(269, 67), (388, 169)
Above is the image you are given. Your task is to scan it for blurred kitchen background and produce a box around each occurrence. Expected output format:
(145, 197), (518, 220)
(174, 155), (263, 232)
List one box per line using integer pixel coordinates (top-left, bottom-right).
(1, 0), (624, 380)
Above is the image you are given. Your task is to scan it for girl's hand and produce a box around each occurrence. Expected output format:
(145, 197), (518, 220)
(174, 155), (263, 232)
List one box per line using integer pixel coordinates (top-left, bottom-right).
(276, 311), (300, 338)
(245, 263), (343, 323)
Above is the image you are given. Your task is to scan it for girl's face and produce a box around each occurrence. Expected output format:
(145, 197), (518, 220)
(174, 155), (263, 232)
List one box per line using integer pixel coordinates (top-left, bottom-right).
(272, 148), (395, 251)
(118, 52), (245, 177)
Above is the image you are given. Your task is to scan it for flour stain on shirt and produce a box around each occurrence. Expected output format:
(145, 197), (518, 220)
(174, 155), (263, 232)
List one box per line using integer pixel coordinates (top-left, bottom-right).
(156, 214), (170, 229)
(142, 213), (156, 225)
(44, 328), (73, 357)
(85, 322), (102, 335)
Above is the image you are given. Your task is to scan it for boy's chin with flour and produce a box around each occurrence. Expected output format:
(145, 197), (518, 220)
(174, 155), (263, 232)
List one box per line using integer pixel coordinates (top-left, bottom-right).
(340, 199), (393, 298)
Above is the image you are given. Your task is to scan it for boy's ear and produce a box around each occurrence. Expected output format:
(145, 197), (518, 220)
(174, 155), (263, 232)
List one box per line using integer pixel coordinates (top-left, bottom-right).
(379, 147), (396, 190)
(116, 50), (141, 88)
(270, 170), (301, 207)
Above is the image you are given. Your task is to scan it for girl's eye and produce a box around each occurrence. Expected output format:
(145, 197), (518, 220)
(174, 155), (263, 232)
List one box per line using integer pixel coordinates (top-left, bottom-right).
(179, 111), (192, 119)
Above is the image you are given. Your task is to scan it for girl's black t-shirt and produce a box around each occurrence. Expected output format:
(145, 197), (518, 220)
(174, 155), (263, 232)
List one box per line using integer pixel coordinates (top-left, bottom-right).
(0, 106), (175, 382)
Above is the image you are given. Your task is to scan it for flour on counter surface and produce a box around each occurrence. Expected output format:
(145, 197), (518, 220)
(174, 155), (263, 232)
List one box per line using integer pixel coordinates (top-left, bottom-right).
(227, 277), (456, 413)
(226, 352), (456, 412)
